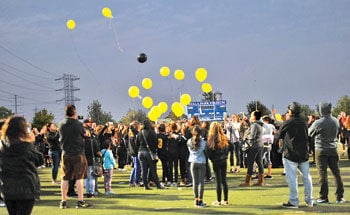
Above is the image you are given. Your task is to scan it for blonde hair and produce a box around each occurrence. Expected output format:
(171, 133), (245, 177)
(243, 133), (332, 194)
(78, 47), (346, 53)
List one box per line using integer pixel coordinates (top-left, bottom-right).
(207, 122), (228, 150)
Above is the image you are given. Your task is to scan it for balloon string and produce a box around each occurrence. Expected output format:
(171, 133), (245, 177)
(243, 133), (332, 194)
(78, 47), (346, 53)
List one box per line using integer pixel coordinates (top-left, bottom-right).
(68, 31), (102, 86)
(109, 19), (124, 53)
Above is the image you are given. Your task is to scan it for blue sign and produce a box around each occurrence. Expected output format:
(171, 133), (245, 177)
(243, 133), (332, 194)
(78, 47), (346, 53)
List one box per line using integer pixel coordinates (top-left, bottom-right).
(186, 100), (227, 121)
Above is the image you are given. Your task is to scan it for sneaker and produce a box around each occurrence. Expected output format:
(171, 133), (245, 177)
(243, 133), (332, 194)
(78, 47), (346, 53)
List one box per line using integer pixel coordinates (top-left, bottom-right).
(316, 198), (329, 204)
(264, 175), (273, 179)
(197, 201), (206, 208)
(212, 201), (221, 206)
(282, 202), (298, 209)
(59, 201), (67, 209)
(76, 200), (89, 208)
(221, 200), (229, 206)
(306, 201), (314, 208)
(105, 191), (116, 195)
(336, 198), (346, 204)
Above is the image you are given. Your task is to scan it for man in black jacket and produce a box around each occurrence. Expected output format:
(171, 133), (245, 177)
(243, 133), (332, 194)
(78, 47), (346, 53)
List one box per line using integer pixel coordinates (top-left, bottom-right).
(279, 102), (314, 208)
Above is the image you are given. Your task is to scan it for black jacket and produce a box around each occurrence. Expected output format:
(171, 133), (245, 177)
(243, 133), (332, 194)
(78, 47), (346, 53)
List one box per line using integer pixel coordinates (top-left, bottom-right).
(0, 140), (44, 200)
(279, 116), (309, 162)
(205, 145), (229, 163)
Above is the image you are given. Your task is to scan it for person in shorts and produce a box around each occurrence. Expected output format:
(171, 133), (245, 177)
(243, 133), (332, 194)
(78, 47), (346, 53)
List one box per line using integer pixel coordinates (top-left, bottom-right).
(58, 104), (88, 209)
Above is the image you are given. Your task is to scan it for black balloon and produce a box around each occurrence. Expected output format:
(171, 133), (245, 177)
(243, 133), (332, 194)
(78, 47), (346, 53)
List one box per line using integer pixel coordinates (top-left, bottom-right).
(137, 53), (147, 63)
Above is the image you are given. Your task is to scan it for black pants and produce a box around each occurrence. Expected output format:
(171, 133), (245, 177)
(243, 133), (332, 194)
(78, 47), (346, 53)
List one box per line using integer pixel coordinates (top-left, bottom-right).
(315, 149), (344, 200)
(138, 150), (161, 188)
(5, 199), (35, 215)
(246, 146), (264, 176)
(212, 160), (228, 202)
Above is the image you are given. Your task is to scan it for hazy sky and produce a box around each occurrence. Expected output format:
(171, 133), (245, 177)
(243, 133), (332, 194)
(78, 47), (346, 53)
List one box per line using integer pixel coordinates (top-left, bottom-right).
(0, 0), (349, 122)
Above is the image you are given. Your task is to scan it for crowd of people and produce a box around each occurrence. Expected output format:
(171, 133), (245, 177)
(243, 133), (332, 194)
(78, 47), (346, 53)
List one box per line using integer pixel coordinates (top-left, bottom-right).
(0, 101), (349, 214)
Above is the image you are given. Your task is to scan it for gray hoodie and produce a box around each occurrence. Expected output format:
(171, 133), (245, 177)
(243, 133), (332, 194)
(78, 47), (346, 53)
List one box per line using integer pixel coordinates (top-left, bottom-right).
(308, 102), (339, 150)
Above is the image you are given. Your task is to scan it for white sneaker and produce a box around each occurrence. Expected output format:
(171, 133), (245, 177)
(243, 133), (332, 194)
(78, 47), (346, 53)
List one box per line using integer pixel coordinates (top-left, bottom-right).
(0, 201), (5, 207)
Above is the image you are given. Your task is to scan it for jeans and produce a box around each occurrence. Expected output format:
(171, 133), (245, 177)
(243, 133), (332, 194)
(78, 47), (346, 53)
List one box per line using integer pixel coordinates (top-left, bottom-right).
(315, 149), (344, 200)
(246, 146), (264, 176)
(48, 149), (61, 181)
(129, 156), (141, 184)
(284, 158), (313, 206)
(84, 166), (95, 194)
(138, 150), (161, 188)
(212, 160), (229, 202)
(191, 163), (206, 199)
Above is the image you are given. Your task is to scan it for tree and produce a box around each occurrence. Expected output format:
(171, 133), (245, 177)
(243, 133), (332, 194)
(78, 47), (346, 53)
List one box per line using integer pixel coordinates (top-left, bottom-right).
(332, 95), (350, 116)
(120, 109), (147, 125)
(165, 111), (187, 121)
(87, 100), (113, 125)
(32, 109), (55, 129)
(202, 92), (216, 101)
(0, 106), (13, 119)
(246, 100), (271, 116)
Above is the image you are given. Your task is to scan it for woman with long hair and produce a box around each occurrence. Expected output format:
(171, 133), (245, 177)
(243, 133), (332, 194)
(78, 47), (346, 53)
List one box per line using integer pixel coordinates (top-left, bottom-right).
(206, 122), (229, 206)
(0, 116), (44, 215)
(187, 125), (207, 208)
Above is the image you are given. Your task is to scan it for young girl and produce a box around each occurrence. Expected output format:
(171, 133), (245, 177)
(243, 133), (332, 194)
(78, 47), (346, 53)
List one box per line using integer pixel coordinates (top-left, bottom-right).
(206, 122), (229, 206)
(187, 125), (207, 208)
(101, 139), (116, 195)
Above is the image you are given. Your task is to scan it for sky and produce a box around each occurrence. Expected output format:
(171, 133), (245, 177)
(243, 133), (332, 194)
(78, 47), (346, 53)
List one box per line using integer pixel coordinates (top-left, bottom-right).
(0, 0), (349, 122)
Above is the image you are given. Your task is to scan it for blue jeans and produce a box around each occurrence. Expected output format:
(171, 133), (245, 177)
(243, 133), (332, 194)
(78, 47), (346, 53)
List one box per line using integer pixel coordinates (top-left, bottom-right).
(84, 166), (95, 194)
(284, 158), (313, 206)
(129, 155), (141, 184)
(48, 150), (61, 181)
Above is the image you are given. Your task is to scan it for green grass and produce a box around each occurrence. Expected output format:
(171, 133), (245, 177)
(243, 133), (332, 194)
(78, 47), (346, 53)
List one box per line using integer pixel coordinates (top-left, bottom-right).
(1, 157), (350, 215)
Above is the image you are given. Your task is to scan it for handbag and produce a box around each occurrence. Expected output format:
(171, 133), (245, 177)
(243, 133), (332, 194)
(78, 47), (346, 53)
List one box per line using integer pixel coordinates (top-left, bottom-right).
(90, 140), (103, 177)
(142, 130), (159, 161)
(241, 140), (251, 153)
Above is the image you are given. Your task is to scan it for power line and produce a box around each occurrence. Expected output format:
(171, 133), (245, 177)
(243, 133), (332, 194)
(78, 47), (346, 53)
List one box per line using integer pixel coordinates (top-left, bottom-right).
(0, 61), (53, 81)
(0, 43), (58, 77)
(0, 66), (56, 90)
(0, 79), (53, 92)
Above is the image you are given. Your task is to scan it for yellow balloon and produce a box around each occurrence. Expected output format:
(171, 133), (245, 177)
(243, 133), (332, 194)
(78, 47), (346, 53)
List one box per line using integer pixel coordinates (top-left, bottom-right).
(128, 86), (139, 98)
(180, 94), (191, 106)
(275, 113), (282, 121)
(171, 102), (184, 117)
(195, 68), (207, 82)
(160, 66), (170, 77)
(202, 83), (212, 93)
(66, 19), (76, 30)
(158, 102), (168, 113)
(174, 69), (185, 80)
(102, 7), (113, 19)
(142, 78), (152, 90)
(142, 96), (153, 109)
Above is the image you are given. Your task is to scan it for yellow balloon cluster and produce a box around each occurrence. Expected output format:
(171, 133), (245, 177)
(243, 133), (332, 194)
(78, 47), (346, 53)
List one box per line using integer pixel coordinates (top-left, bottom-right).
(102, 7), (113, 19)
(128, 66), (213, 121)
(66, 19), (76, 30)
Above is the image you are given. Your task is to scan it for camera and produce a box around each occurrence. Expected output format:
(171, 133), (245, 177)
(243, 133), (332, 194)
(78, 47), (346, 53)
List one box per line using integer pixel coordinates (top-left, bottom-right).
(78, 115), (84, 120)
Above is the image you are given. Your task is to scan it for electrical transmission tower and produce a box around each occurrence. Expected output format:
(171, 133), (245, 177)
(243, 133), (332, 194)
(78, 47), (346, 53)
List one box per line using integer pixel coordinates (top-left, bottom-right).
(55, 73), (80, 106)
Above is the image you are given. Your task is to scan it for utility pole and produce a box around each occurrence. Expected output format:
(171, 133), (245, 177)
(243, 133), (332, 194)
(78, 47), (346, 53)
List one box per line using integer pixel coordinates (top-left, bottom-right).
(55, 74), (80, 106)
(14, 94), (18, 114)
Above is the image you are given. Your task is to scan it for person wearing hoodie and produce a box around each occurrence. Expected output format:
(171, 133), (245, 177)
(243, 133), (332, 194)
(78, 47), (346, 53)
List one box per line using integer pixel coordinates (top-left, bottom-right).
(308, 102), (346, 204)
(240, 111), (265, 187)
(187, 125), (207, 208)
(279, 102), (314, 209)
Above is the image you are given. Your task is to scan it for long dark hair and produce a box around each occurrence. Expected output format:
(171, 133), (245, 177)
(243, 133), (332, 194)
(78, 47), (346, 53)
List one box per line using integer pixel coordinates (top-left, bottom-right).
(191, 125), (202, 150)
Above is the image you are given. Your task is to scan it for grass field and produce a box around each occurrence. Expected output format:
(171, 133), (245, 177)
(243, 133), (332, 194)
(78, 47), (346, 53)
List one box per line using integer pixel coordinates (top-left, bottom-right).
(1, 155), (350, 215)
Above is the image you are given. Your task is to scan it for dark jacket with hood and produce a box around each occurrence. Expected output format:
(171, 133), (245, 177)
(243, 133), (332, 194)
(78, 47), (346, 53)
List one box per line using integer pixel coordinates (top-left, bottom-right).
(279, 115), (309, 163)
(0, 140), (44, 200)
(136, 120), (157, 154)
(308, 102), (339, 151)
